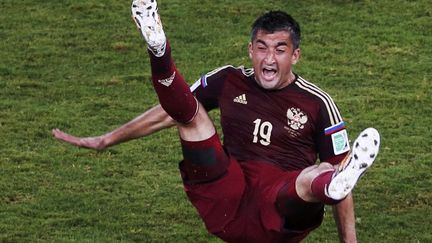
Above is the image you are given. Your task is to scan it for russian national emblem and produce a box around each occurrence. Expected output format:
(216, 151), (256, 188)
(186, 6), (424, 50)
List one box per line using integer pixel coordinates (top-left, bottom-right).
(287, 107), (308, 130)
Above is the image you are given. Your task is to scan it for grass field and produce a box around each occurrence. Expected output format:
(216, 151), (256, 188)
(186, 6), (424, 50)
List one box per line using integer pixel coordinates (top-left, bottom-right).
(1, 0), (431, 242)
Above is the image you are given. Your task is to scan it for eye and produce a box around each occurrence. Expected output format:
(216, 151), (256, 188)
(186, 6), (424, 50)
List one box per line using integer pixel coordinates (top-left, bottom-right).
(276, 48), (286, 53)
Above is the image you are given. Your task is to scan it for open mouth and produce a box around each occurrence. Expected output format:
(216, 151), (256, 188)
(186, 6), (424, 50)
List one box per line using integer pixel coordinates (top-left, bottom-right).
(262, 67), (277, 81)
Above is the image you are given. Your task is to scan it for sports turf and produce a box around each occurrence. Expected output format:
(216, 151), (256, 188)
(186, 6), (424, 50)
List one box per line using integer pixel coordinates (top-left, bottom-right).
(1, 0), (431, 242)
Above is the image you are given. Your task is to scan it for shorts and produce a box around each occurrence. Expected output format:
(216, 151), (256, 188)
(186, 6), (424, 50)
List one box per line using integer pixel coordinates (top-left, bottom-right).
(179, 135), (323, 242)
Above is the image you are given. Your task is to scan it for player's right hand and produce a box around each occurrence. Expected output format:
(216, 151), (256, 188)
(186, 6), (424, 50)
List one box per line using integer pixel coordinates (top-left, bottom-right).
(52, 128), (106, 151)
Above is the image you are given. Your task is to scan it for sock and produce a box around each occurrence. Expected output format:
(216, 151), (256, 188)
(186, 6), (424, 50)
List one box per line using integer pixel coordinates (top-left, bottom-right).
(148, 41), (198, 124)
(310, 170), (341, 205)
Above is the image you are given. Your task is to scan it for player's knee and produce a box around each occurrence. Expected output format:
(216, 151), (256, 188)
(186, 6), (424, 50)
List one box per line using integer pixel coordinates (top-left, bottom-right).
(317, 162), (334, 171)
(178, 103), (216, 142)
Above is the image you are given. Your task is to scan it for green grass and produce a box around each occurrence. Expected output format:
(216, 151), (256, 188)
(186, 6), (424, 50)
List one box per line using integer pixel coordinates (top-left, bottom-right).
(1, 0), (431, 242)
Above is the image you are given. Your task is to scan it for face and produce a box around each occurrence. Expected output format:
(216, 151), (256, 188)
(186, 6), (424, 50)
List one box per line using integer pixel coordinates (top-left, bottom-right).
(248, 30), (300, 90)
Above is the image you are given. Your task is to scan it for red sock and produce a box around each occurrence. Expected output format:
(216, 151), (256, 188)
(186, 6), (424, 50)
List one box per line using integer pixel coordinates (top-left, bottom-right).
(148, 41), (197, 123)
(311, 170), (341, 205)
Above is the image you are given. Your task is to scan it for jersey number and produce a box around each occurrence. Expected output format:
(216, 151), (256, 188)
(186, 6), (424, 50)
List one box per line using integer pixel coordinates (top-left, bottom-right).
(252, 119), (273, 146)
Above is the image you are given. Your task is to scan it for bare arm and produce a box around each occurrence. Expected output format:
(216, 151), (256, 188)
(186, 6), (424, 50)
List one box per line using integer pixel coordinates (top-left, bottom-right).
(52, 104), (175, 150)
(332, 193), (357, 243)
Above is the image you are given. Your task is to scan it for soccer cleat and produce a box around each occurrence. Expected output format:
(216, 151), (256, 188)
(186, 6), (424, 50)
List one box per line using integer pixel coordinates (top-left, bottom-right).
(131, 0), (166, 57)
(326, 127), (380, 200)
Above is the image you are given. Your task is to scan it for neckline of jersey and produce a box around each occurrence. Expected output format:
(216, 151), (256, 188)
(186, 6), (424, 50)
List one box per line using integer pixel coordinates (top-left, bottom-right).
(251, 73), (299, 93)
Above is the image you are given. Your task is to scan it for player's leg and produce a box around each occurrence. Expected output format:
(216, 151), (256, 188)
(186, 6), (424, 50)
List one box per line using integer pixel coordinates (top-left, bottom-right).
(131, 3), (245, 238)
(274, 128), (380, 236)
(132, 0), (197, 125)
(131, 0), (229, 182)
(296, 127), (381, 203)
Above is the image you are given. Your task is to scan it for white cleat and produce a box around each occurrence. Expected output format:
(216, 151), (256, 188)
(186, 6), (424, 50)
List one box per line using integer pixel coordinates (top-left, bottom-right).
(131, 0), (166, 57)
(326, 128), (380, 200)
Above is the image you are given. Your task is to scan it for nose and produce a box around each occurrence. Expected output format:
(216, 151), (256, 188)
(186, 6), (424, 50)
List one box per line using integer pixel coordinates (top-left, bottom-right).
(264, 51), (276, 64)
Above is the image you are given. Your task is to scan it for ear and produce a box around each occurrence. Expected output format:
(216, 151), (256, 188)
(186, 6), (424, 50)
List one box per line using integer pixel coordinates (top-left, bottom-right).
(248, 42), (253, 59)
(291, 48), (301, 64)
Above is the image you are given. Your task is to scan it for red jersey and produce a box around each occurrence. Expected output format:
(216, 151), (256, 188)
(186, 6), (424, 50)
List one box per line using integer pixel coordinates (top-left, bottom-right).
(192, 65), (349, 171)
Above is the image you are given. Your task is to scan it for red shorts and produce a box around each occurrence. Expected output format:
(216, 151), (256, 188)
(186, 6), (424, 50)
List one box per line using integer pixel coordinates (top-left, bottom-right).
(182, 159), (322, 242)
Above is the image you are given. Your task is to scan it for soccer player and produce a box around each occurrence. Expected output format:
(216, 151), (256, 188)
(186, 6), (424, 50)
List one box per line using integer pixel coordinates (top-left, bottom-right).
(53, 0), (381, 242)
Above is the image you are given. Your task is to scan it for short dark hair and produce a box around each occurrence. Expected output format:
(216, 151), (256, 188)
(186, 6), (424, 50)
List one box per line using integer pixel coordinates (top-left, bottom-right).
(251, 11), (301, 49)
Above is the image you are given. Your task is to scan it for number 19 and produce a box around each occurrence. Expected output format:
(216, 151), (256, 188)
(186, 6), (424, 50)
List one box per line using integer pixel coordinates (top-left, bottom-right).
(253, 119), (273, 146)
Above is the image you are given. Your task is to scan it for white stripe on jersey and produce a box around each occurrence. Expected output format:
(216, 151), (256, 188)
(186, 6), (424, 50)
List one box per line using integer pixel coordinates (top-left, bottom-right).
(207, 65), (234, 76)
(190, 65), (255, 92)
(190, 79), (201, 92)
(295, 76), (343, 125)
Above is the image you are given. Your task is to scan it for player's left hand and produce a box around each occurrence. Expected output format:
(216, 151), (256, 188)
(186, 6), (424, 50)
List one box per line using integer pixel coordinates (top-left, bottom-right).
(52, 128), (106, 151)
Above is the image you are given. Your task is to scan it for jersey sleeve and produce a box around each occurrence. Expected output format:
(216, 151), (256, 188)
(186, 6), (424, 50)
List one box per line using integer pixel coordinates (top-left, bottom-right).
(190, 66), (231, 111)
(315, 98), (350, 165)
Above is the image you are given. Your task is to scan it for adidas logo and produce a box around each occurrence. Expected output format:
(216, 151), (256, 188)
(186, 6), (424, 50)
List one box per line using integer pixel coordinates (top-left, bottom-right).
(158, 71), (175, 87)
(233, 94), (247, 104)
